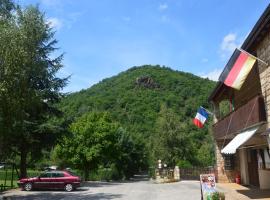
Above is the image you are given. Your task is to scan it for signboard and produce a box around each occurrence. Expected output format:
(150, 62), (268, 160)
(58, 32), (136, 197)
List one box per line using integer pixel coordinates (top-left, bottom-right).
(200, 174), (216, 200)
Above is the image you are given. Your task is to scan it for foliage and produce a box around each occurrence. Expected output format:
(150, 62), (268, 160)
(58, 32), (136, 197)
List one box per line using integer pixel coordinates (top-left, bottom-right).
(0, 0), (68, 177)
(54, 112), (120, 180)
(211, 192), (225, 200)
(89, 164), (121, 181)
(219, 100), (231, 118)
(58, 65), (216, 176)
(150, 105), (196, 166)
(176, 160), (192, 168)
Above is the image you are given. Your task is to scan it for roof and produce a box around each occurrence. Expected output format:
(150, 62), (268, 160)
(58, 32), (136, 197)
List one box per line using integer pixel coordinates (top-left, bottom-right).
(221, 126), (259, 154)
(208, 4), (270, 102)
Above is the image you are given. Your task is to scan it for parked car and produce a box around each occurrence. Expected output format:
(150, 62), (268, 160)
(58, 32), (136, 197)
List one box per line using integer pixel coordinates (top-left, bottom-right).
(17, 170), (81, 192)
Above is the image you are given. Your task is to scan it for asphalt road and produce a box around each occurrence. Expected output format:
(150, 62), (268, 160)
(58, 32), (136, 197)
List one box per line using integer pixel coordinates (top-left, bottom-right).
(1, 178), (201, 200)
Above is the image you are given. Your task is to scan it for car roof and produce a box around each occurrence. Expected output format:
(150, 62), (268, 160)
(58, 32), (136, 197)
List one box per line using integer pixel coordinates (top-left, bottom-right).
(43, 170), (66, 173)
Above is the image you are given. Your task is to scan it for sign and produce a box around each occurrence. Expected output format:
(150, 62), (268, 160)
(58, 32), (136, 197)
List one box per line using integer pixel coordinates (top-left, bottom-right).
(200, 174), (216, 199)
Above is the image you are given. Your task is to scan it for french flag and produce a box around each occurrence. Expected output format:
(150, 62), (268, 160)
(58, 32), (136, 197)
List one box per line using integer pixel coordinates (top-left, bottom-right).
(193, 107), (209, 128)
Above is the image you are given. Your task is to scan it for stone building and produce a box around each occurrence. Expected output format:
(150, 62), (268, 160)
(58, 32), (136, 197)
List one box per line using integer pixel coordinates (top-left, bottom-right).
(208, 4), (270, 189)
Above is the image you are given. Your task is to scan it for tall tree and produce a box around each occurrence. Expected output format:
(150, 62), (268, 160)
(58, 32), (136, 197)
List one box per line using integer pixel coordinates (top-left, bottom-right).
(150, 105), (196, 167)
(0, 1), (67, 177)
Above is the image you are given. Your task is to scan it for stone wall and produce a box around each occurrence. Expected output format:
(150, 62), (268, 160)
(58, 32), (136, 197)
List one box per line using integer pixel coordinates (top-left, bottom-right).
(256, 30), (270, 130)
(215, 141), (239, 183)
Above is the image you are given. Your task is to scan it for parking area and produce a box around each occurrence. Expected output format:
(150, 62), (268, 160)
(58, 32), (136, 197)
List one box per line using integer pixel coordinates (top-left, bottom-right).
(1, 180), (201, 200)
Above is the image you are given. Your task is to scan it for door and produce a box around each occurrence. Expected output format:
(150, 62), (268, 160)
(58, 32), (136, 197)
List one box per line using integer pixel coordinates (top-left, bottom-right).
(248, 149), (260, 187)
(52, 172), (66, 189)
(35, 172), (53, 189)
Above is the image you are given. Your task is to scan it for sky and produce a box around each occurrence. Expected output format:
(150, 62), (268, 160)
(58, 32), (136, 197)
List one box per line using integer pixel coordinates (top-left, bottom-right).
(20, 0), (270, 92)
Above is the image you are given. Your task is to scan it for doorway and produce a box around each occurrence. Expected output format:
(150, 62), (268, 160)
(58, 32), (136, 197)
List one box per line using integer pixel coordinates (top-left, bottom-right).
(248, 149), (259, 187)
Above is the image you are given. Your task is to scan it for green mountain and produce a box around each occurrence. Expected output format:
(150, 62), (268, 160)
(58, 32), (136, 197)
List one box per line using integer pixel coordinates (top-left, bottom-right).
(58, 65), (216, 169)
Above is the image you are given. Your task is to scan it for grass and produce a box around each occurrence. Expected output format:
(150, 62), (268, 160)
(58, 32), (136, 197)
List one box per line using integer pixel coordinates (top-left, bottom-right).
(0, 169), (41, 190)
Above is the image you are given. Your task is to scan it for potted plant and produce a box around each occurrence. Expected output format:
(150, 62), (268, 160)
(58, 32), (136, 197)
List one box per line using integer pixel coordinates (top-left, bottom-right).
(211, 192), (225, 200)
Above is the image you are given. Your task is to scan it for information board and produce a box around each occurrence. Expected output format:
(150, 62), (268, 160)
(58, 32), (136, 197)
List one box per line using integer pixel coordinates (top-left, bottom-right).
(200, 174), (216, 200)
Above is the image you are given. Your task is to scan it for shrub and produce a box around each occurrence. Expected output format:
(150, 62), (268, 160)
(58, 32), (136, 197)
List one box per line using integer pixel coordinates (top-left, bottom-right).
(89, 164), (122, 181)
(211, 192), (225, 200)
(176, 160), (192, 168)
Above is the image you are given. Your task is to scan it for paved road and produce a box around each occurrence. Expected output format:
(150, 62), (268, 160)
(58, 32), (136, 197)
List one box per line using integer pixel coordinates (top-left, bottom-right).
(1, 178), (201, 200)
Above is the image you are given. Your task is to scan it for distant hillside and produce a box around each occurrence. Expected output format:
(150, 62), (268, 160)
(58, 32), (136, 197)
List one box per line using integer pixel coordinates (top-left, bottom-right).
(59, 65), (216, 167)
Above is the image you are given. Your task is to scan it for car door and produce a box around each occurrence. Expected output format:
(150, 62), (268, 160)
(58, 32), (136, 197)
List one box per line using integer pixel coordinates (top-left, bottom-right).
(52, 172), (66, 189)
(37, 172), (53, 189)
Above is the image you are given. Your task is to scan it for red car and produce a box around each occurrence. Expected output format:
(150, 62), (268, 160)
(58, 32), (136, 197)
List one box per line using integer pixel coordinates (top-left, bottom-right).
(17, 170), (81, 192)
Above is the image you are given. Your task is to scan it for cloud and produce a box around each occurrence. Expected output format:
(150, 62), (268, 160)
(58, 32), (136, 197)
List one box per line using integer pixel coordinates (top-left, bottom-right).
(221, 33), (238, 53)
(159, 3), (168, 11)
(47, 17), (62, 30)
(220, 33), (242, 59)
(200, 68), (223, 81)
(65, 12), (83, 29)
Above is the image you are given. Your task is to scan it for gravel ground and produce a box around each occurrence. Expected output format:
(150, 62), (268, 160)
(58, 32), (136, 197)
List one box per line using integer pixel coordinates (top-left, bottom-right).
(0, 179), (201, 200)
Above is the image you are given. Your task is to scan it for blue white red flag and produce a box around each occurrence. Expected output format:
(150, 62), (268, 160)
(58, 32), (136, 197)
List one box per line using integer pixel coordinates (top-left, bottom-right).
(193, 107), (209, 128)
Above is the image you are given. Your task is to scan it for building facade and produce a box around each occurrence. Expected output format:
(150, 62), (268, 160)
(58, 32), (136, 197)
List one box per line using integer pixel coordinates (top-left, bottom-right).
(209, 4), (270, 189)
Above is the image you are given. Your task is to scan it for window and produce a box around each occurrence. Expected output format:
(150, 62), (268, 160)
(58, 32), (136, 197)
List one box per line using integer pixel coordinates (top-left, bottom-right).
(258, 148), (270, 169)
(224, 154), (235, 170)
(39, 172), (51, 178)
(52, 172), (65, 178)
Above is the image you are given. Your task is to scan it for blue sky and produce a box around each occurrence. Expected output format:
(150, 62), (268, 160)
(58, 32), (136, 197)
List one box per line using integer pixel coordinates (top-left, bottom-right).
(20, 0), (270, 92)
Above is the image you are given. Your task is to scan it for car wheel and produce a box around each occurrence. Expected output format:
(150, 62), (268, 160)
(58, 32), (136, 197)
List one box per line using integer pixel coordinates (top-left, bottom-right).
(24, 182), (33, 191)
(64, 183), (73, 192)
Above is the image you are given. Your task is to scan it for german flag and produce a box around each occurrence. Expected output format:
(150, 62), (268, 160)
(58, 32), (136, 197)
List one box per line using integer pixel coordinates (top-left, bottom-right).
(219, 49), (256, 90)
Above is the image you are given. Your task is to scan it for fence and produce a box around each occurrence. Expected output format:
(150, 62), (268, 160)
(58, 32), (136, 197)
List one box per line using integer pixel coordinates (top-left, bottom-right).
(180, 167), (216, 180)
(0, 163), (19, 191)
(0, 163), (42, 191)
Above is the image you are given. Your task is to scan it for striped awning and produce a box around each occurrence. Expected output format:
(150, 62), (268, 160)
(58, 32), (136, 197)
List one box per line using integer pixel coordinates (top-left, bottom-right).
(221, 127), (259, 154)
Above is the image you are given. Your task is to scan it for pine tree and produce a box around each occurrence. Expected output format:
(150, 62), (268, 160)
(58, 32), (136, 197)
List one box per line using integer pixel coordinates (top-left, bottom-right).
(0, 1), (68, 177)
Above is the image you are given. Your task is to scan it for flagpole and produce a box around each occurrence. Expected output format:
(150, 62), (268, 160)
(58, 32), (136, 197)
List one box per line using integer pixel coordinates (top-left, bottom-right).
(200, 106), (213, 115)
(238, 48), (268, 66)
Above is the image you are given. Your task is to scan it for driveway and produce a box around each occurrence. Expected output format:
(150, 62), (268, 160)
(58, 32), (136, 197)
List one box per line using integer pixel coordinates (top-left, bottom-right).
(1, 179), (201, 200)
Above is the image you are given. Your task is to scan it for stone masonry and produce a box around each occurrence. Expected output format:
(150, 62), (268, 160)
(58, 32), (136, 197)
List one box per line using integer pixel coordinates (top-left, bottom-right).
(257, 29), (270, 148)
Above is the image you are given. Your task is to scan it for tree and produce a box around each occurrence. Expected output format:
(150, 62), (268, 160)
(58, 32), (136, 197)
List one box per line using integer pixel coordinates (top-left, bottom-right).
(115, 128), (146, 178)
(58, 65), (216, 172)
(150, 105), (196, 167)
(0, 1), (67, 177)
(54, 112), (120, 180)
(0, 0), (15, 20)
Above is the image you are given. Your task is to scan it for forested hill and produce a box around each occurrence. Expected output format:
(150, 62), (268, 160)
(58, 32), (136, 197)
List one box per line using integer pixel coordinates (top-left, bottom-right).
(58, 65), (216, 169)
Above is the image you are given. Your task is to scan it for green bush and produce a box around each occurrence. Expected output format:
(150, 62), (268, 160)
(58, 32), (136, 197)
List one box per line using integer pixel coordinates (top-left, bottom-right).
(148, 167), (155, 178)
(211, 192), (225, 200)
(176, 160), (192, 168)
(89, 165), (121, 181)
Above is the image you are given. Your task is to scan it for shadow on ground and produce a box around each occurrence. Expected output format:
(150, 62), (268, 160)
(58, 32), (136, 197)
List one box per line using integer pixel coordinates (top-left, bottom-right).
(3, 192), (123, 200)
(237, 189), (270, 199)
(82, 174), (149, 188)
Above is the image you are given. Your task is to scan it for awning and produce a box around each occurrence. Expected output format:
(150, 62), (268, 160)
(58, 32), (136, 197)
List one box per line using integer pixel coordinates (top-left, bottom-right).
(221, 127), (259, 154)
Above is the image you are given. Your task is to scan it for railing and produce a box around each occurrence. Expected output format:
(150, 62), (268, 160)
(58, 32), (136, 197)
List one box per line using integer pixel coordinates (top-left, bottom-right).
(212, 95), (266, 140)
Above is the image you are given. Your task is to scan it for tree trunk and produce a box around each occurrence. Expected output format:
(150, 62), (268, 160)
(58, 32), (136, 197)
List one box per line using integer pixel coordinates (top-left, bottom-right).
(20, 146), (27, 178)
